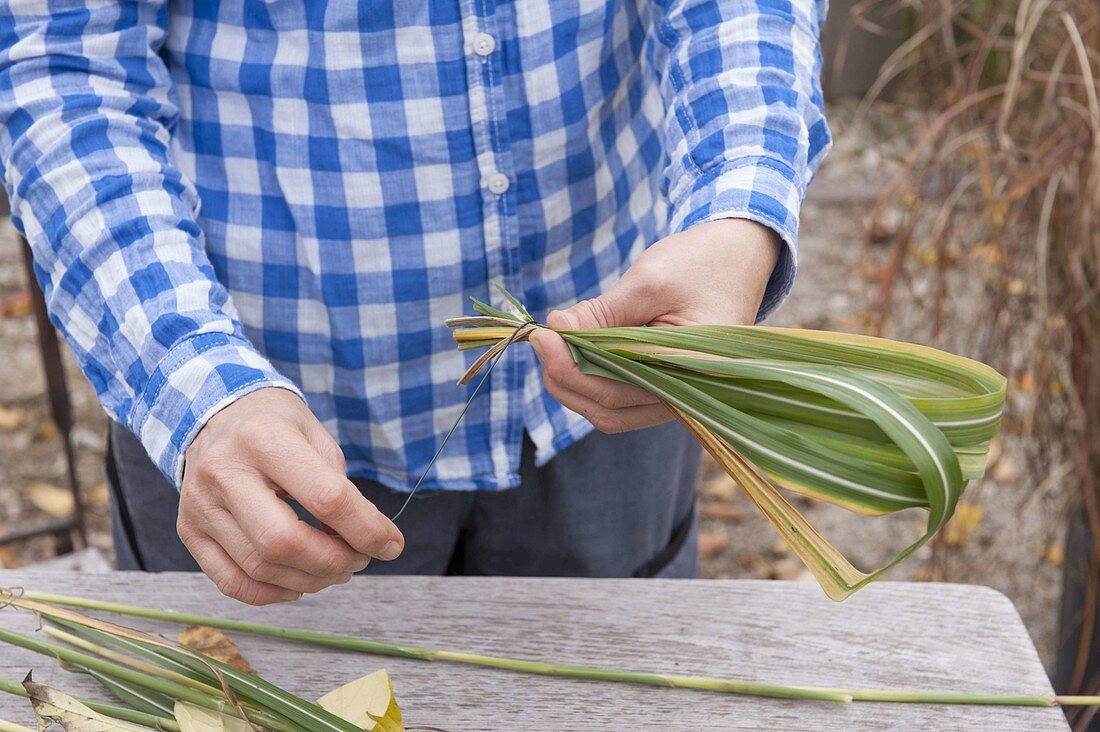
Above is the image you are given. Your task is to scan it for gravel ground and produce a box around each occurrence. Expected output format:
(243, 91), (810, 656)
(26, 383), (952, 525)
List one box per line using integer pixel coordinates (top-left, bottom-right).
(0, 102), (1068, 673)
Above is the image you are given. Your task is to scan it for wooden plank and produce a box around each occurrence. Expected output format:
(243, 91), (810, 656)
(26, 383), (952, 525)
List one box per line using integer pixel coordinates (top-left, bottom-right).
(0, 572), (1068, 731)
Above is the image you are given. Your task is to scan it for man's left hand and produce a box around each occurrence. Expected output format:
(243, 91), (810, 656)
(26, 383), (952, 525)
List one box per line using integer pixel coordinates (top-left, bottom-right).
(528, 218), (782, 433)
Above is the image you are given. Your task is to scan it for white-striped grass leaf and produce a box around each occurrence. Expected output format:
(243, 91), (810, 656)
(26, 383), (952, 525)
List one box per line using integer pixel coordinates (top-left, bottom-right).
(451, 295), (1007, 600)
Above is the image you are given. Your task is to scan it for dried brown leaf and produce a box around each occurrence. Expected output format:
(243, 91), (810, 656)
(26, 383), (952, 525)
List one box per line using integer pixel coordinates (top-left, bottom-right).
(35, 420), (60, 443)
(697, 531), (729, 559)
(698, 501), (745, 522)
(0, 289), (32, 318)
(178, 626), (253, 673)
(1042, 541), (1065, 567)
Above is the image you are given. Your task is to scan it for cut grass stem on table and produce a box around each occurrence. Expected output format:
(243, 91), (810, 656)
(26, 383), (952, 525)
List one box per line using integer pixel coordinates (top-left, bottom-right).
(9, 590), (1100, 709)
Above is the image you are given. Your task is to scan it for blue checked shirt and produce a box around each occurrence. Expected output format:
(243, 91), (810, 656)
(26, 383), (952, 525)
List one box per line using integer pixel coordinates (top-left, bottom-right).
(0, 0), (830, 491)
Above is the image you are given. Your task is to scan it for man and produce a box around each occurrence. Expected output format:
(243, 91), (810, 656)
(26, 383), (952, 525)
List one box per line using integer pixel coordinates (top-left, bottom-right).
(0, 1), (829, 604)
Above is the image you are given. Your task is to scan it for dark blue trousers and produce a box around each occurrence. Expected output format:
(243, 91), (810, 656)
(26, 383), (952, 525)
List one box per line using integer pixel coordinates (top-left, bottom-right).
(107, 419), (700, 578)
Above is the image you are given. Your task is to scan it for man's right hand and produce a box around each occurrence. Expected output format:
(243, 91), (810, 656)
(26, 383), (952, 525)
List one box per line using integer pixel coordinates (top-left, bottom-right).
(177, 388), (404, 605)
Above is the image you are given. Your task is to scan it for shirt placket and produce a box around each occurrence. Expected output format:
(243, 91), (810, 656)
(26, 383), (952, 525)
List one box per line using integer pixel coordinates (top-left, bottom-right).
(461, 0), (526, 484)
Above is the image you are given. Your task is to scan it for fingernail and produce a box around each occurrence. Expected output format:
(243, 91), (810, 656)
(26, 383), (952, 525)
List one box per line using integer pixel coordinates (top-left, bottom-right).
(377, 540), (403, 561)
(279, 590), (301, 602)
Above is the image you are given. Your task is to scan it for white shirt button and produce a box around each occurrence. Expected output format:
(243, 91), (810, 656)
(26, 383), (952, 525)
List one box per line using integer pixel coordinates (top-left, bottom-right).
(487, 173), (510, 195)
(472, 32), (496, 57)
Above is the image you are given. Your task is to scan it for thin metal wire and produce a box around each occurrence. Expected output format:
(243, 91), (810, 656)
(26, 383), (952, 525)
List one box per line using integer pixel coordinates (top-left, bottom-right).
(390, 327), (528, 522)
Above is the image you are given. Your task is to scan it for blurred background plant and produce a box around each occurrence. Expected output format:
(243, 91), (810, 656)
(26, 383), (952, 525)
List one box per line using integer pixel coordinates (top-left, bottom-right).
(842, 0), (1100, 727)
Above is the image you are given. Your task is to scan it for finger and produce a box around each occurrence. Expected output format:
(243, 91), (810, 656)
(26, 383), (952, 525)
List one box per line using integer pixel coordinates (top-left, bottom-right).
(182, 529), (301, 606)
(530, 328), (659, 409)
(548, 277), (659, 331)
(542, 375), (672, 433)
(252, 433), (404, 559)
(218, 475), (372, 577)
(203, 509), (354, 594)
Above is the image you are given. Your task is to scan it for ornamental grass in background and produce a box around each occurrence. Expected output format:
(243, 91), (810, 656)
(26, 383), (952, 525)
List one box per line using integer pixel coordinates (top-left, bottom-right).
(848, 0), (1100, 722)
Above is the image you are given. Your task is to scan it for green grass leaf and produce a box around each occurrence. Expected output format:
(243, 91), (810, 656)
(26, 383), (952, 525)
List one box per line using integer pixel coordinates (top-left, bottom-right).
(449, 289), (1007, 600)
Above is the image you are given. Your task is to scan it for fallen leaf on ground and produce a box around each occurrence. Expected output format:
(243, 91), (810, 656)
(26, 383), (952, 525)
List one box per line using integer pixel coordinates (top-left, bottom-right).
(738, 552), (767, 574)
(178, 626), (252, 673)
(0, 289), (32, 318)
(768, 557), (810, 581)
(0, 405), (28, 430)
(27, 482), (75, 518)
(914, 562), (947, 582)
(985, 437), (1003, 466)
(86, 481), (109, 509)
(699, 475), (737, 502)
(0, 526), (19, 568)
(972, 241), (1004, 266)
(22, 672), (148, 730)
(173, 701), (251, 732)
(697, 531), (729, 559)
(35, 419), (60, 443)
(698, 501), (745, 522)
(1042, 541), (1065, 567)
(991, 453), (1020, 483)
(943, 502), (984, 547)
(317, 670), (403, 732)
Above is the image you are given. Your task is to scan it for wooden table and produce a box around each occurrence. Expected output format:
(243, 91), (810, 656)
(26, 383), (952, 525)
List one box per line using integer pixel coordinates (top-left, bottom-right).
(0, 571), (1068, 731)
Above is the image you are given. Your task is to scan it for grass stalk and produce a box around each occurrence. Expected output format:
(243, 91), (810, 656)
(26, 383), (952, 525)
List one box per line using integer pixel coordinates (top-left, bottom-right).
(0, 677), (180, 730)
(76, 666), (177, 719)
(41, 625), (218, 696)
(16, 591), (1100, 708)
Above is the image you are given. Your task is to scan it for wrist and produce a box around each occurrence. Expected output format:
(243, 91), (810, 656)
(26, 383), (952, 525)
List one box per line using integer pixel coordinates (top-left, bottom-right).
(696, 218), (783, 321)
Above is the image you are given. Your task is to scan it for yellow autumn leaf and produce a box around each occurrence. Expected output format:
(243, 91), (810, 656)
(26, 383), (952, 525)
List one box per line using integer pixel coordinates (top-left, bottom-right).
(943, 502), (984, 547)
(317, 670), (403, 732)
(26, 482), (75, 519)
(0, 405), (28, 431)
(1042, 541), (1065, 567)
(21, 673), (148, 731)
(173, 701), (251, 732)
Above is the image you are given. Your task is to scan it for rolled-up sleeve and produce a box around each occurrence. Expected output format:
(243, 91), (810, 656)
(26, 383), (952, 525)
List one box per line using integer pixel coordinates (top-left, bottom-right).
(0, 0), (300, 485)
(653, 0), (831, 319)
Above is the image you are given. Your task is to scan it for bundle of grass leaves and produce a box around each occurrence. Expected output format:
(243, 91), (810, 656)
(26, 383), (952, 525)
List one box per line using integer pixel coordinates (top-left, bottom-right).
(448, 286), (1007, 601)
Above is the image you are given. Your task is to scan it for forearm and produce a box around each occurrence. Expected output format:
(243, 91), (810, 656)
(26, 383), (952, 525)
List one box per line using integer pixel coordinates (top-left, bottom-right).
(654, 0), (831, 319)
(0, 0), (297, 484)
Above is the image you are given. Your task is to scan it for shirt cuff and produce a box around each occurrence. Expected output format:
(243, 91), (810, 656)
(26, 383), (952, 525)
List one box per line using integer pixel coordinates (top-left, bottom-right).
(668, 157), (804, 321)
(126, 330), (303, 487)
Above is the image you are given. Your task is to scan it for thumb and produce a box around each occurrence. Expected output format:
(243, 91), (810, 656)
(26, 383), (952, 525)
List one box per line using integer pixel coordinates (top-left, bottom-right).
(546, 278), (657, 331)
